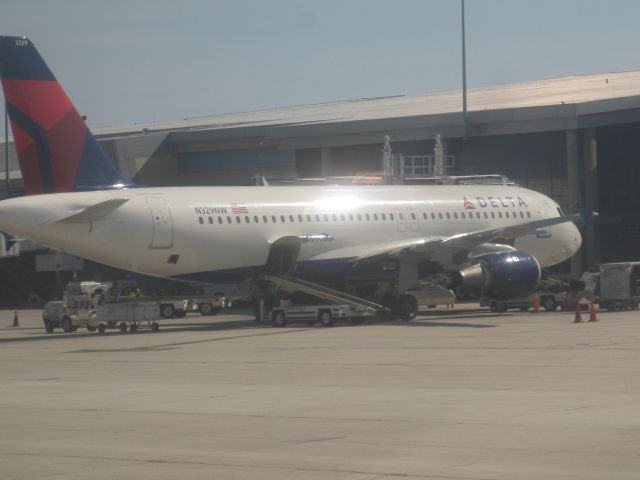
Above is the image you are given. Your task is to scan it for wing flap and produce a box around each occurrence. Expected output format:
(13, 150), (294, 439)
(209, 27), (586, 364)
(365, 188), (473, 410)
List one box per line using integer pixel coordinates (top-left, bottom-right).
(308, 237), (445, 262)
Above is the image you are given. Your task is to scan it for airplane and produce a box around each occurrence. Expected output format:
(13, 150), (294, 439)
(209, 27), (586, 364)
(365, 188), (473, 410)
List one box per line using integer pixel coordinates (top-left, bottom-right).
(0, 35), (583, 320)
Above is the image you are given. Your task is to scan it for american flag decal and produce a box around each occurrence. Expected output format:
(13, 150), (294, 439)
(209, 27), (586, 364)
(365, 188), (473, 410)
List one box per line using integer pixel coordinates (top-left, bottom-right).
(231, 203), (248, 214)
(463, 196), (476, 209)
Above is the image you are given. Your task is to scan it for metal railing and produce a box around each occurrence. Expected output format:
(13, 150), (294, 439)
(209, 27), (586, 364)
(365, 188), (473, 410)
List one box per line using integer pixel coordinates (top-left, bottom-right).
(393, 154), (456, 178)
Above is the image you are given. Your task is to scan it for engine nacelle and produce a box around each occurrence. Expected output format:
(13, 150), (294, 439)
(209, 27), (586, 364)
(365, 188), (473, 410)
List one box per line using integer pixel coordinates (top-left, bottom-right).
(456, 251), (541, 300)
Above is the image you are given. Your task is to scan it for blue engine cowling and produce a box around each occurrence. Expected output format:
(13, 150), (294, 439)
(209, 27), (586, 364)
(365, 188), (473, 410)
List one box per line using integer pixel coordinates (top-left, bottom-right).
(457, 251), (541, 300)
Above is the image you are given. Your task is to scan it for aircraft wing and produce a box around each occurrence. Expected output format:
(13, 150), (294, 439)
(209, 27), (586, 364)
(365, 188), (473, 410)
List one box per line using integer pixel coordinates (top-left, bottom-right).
(47, 198), (129, 224)
(307, 237), (446, 262)
(308, 213), (582, 264)
(435, 212), (582, 250)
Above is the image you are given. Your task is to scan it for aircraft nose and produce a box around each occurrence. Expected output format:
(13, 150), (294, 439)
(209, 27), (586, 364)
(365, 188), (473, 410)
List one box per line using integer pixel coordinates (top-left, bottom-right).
(564, 221), (582, 259)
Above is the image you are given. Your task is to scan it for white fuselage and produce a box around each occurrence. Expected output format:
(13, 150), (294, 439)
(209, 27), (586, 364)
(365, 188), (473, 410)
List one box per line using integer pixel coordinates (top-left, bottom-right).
(0, 184), (581, 281)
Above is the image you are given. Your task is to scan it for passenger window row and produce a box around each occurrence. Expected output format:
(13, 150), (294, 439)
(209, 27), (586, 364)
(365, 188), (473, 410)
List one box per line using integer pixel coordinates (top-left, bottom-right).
(420, 210), (531, 221)
(197, 209), (532, 225)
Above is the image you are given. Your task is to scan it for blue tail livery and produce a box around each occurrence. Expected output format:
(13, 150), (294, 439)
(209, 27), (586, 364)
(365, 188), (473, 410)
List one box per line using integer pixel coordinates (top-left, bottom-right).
(0, 36), (133, 194)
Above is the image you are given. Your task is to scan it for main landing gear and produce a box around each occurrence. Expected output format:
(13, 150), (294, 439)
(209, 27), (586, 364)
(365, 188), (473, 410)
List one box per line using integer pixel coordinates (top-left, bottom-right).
(391, 294), (418, 321)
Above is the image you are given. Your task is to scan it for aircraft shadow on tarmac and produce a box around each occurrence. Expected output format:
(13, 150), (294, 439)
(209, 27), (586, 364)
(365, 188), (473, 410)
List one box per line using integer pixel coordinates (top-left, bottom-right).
(0, 311), (497, 344)
(0, 319), (260, 343)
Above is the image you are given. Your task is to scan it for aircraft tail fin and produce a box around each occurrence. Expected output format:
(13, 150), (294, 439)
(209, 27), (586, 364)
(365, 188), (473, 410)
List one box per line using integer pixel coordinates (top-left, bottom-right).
(0, 36), (133, 194)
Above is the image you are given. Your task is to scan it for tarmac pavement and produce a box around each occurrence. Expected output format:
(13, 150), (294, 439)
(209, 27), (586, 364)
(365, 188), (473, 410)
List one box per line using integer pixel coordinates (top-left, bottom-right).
(1, 305), (639, 479)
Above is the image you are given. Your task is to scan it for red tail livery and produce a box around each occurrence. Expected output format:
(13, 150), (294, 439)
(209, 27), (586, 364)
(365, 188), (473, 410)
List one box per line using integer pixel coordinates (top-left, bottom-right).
(0, 36), (132, 194)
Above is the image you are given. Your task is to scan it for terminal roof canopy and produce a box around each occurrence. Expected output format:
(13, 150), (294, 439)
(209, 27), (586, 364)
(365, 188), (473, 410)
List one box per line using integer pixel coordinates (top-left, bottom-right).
(90, 71), (640, 142)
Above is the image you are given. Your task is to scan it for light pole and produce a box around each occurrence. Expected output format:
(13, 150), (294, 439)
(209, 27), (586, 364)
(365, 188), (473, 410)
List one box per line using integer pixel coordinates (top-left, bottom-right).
(461, 0), (469, 140)
(4, 101), (8, 198)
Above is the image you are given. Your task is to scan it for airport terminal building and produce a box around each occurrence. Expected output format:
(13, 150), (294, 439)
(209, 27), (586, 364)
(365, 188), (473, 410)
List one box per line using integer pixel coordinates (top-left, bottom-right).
(2, 71), (640, 294)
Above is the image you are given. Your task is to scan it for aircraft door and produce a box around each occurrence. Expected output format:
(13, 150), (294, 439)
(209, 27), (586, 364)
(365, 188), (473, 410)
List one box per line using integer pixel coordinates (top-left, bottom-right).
(146, 196), (174, 249)
(266, 237), (301, 275)
(395, 207), (407, 232)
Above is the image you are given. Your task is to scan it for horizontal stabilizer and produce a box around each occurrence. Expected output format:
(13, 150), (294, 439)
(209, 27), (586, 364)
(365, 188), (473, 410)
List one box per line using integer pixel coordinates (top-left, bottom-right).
(48, 198), (129, 224)
(0, 231), (19, 251)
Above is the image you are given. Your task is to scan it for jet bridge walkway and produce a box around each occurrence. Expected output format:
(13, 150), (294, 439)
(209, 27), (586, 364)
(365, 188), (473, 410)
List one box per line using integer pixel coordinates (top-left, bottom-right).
(260, 274), (388, 316)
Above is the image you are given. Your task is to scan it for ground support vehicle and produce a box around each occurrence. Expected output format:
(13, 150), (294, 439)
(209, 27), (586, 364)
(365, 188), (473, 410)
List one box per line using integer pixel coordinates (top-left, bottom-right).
(42, 301), (65, 333)
(560, 272), (599, 311)
(42, 282), (103, 333)
(106, 288), (186, 319)
(264, 300), (374, 327)
(481, 292), (565, 313)
(183, 295), (226, 316)
(152, 298), (188, 319)
(409, 282), (456, 309)
(95, 302), (161, 334)
(598, 262), (640, 311)
(90, 280), (187, 320)
(42, 300), (98, 333)
(41, 279), (196, 333)
(259, 274), (384, 326)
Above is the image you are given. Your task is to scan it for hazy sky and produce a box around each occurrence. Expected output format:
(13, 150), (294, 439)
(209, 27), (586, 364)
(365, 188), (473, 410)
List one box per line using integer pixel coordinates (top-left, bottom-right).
(1, 0), (640, 128)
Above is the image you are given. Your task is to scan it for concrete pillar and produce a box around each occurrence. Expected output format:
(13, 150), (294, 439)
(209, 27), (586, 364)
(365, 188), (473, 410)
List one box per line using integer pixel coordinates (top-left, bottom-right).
(565, 129), (582, 276)
(433, 134), (445, 177)
(582, 128), (599, 271)
(382, 135), (393, 184)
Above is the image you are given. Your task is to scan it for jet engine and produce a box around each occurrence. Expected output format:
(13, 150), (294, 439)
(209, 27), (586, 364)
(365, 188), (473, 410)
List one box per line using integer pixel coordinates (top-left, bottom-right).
(456, 251), (541, 300)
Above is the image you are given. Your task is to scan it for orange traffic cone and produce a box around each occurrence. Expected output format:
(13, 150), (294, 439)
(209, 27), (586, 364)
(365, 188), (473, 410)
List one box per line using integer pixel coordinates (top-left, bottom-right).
(588, 301), (598, 322)
(573, 302), (582, 323)
(532, 294), (540, 313)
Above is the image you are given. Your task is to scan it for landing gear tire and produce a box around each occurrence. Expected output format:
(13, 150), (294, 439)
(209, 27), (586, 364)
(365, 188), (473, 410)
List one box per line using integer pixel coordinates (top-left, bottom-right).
(160, 304), (175, 319)
(151, 322), (160, 332)
(119, 322), (128, 333)
(97, 323), (106, 334)
(272, 311), (287, 328)
(129, 323), (138, 333)
(45, 321), (55, 333)
(199, 303), (213, 316)
(392, 294), (418, 321)
(86, 325), (97, 332)
(543, 297), (557, 312)
(318, 310), (334, 327)
(494, 302), (508, 313)
(62, 316), (73, 333)
(253, 300), (262, 323)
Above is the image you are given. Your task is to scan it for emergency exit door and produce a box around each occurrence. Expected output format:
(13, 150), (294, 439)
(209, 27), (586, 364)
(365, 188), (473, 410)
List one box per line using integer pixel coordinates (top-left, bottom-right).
(395, 207), (407, 232)
(146, 196), (174, 249)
